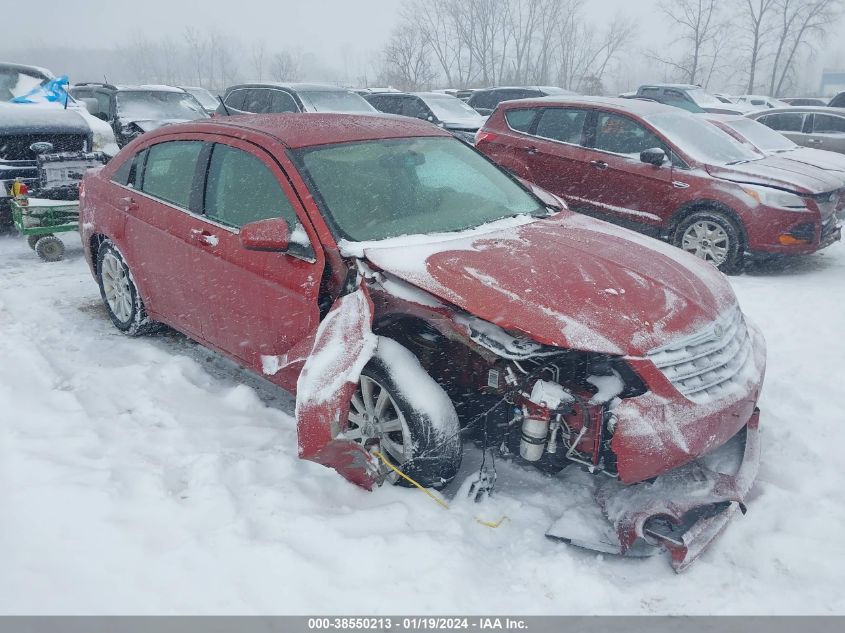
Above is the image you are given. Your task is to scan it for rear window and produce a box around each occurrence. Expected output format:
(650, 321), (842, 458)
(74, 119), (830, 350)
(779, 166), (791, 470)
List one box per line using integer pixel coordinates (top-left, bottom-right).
(758, 112), (805, 132)
(141, 141), (204, 208)
(505, 109), (537, 132)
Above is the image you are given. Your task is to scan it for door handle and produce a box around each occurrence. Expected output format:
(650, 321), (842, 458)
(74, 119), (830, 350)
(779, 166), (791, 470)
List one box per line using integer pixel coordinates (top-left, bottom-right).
(526, 146), (538, 156)
(190, 228), (218, 247)
(590, 160), (608, 170)
(807, 138), (822, 144)
(119, 196), (138, 212)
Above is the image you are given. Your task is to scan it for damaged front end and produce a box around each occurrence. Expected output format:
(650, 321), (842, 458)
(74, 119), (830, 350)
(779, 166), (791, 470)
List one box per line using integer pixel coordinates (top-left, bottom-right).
(286, 257), (766, 572)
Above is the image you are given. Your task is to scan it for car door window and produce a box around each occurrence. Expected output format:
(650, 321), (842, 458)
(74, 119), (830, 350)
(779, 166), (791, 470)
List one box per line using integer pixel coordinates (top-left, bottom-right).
(141, 141), (204, 208)
(242, 89), (270, 113)
(812, 114), (845, 134)
(268, 89), (299, 113)
(758, 113), (805, 132)
(593, 113), (666, 157)
(204, 144), (301, 231)
(111, 148), (148, 188)
(505, 108), (538, 132)
(402, 97), (430, 119)
(377, 96), (404, 115)
(225, 89), (247, 110)
(535, 108), (588, 144)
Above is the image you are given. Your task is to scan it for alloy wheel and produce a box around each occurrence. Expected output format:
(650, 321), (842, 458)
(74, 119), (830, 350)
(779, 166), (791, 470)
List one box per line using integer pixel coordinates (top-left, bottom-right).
(101, 251), (133, 323)
(681, 220), (730, 266)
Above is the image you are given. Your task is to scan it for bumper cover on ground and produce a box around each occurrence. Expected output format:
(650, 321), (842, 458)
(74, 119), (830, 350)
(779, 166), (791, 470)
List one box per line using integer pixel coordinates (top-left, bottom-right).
(547, 409), (761, 572)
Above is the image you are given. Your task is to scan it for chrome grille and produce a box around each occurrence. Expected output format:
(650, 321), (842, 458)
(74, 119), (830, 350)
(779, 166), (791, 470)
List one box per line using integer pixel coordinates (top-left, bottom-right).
(647, 306), (753, 403)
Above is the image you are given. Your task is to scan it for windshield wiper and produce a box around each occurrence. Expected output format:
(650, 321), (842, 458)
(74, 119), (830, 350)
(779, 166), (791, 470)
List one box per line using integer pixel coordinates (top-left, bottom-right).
(725, 159), (752, 165)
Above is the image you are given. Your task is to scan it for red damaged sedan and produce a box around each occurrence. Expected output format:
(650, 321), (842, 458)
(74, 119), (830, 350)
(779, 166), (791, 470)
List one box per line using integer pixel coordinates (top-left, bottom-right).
(79, 113), (765, 571)
(475, 96), (842, 272)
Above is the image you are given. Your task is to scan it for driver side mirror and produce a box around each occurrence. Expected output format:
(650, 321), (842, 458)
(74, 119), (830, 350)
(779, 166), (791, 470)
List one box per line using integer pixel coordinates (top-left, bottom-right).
(240, 218), (290, 252)
(640, 147), (667, 166)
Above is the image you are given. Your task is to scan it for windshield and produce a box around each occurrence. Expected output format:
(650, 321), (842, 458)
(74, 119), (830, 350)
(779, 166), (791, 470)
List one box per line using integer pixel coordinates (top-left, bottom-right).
(422, 95), (483, 121)
(0, 67), (48, 101)
(294, 136), (545, 242)
(687, 88), (729, 108)
(725, 118), (797, 152)
(645, 112), (760, 165)
(116, 91), (208, 121)
(182, 87), (218, 110)
(299, 90), (376, 113)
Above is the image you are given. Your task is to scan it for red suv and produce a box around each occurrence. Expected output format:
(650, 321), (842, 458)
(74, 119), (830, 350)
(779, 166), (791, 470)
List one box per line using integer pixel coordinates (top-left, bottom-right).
(476, 96), (842, 272)
(79, 113), (765, 570)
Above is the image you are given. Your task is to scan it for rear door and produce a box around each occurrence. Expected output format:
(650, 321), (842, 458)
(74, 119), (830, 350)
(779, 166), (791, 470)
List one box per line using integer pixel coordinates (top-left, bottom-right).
(119, 139), (209, 335)
(808, 113), (845, 154)
(577, 111), (677, 227)
(757, 112), (811, 146)
(515, 106), (593, 203)
(185, 139), (323, 370)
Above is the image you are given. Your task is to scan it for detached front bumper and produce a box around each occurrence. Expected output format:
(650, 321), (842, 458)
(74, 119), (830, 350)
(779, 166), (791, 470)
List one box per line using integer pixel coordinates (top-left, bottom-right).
(547, 409), (760, 572)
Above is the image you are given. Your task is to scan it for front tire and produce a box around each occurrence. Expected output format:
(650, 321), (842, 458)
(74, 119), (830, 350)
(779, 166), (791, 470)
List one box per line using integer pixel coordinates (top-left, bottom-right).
(345, 340), (462, 488)
(96, 240), (159, 336)
(673, 210), (744, 274)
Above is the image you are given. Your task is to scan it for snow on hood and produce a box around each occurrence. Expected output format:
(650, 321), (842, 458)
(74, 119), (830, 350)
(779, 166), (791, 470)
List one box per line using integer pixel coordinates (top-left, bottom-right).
(125, 119), (189, 133)
(0, 102), (90, 135)
(356, 212), (737, 357)
(706, 155), (843, 194)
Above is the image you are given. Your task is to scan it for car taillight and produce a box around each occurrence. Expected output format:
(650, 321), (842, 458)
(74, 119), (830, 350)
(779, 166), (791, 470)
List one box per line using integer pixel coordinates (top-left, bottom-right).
(475, 130), (498, 145)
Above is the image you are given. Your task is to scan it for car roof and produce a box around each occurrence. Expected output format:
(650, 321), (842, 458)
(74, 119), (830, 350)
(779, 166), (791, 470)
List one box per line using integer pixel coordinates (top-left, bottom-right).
(748, 106), (844, 115)
(639, 83), (701, 91)
(494, 95), (682, 116)
(169, 113), (452, 149)
(0, 61), (53, 79)
(225, 82), (354, 93)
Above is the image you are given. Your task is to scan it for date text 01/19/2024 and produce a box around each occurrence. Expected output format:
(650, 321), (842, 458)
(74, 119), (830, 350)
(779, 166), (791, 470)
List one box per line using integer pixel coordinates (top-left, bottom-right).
(306, 618), (529, 630)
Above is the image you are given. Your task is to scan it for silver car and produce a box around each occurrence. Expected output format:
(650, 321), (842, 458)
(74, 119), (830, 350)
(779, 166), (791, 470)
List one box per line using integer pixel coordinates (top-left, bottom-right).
(748, 107), (845, 154)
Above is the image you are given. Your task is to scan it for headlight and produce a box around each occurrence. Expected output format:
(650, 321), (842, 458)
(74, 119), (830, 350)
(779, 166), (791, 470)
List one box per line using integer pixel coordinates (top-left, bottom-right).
(741, 184), (808, 212)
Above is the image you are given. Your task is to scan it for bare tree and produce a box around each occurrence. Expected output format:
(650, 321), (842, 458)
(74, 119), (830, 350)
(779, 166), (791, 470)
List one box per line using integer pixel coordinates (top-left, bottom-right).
(270, 51), (301, 82)
(768, 0), (842, 96)
(742, 0), (778, 92)
(250, 40), (267, 80)
(649, 0), (726, 85)
(380, 22), (437, 90)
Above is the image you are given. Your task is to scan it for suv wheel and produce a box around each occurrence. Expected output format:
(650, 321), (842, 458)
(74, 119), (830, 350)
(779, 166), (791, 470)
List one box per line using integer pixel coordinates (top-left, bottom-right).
(674, 210), (743, 274)
(96, 240), (160, 336)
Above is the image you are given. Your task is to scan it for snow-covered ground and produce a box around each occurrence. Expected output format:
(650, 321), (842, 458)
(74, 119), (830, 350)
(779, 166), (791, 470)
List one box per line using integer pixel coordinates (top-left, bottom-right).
(1, 231), (843, 615)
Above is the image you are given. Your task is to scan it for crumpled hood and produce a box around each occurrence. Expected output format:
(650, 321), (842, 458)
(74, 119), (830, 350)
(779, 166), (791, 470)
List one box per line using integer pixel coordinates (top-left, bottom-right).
(706, 155), (842, 194)
(122, 118), (188, 132)
(361, 213), (737, 357)
(441, 116), (487, 131)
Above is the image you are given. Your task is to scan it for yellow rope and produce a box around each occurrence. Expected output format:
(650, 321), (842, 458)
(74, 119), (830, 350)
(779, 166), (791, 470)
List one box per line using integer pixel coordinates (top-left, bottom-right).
(374, 450), (507, 528)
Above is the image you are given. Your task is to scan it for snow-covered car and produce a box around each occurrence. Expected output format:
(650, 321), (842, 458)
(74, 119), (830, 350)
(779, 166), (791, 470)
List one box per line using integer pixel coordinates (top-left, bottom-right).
(69, 83), (209, 148)
(79, 113), (766, 571)
(179, 86), (219, 115)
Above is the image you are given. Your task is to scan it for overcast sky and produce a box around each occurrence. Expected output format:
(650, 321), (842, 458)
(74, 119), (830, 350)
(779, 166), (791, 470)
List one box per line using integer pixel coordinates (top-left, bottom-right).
(14, 0), (659, 67)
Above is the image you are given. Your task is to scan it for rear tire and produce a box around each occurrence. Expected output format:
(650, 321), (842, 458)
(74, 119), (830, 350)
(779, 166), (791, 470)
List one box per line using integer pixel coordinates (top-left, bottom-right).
(673, 209), (744, 274)
(96, 240), (160, 336)
(35, 235), (65, 262)
(345, 340), (462, 489)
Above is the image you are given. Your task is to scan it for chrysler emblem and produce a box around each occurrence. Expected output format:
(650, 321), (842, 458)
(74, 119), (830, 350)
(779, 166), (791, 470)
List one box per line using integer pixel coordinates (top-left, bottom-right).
(30, 141), (54, 154)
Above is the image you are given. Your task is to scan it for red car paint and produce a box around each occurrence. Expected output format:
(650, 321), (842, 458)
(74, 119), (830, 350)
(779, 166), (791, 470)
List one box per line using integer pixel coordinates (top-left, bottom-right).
(476, 96), (842, 257)
(79, 113), (765, 569)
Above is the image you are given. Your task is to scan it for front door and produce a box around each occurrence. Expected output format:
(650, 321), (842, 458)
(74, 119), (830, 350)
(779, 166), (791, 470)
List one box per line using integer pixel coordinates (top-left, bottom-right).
(578, 111), (677, 228)
(183, 139), (323, 371)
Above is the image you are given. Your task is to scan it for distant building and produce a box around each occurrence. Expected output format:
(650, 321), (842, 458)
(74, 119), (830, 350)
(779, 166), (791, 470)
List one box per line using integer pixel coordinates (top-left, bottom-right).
(821, 69), (845, 96)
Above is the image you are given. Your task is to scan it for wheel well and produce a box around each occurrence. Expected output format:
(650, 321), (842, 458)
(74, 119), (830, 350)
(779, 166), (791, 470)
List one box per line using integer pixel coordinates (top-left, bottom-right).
(669, 201), (747, 249)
